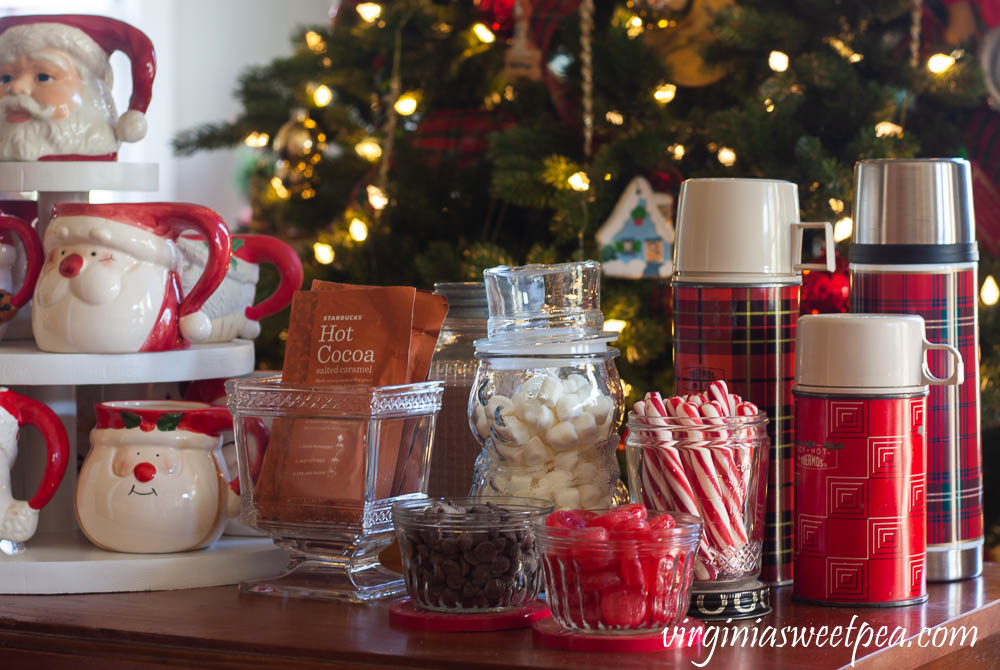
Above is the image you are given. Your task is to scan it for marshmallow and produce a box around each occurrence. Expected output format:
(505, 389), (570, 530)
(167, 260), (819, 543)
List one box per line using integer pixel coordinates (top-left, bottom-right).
(563, 373), (590, 394)
(553, 486), (582, 510)
(570, 411), (599, 443)
(511, 388), (536, 419)
(537, 375), (563, 408)
(544, 421), (580, 451)
(577, 483), (605, 508)
(520, 402), (556, 433)
(573, 458), (603, 483)
(508, 474), (533, 493)
(473, 404), (489, 438)
(555, 394), (584, 421)
(522, 435), (553, 466)
(554, 449), (580, 471)
(494, 414), (534, 444)
(538, 468), (573, 492)
(585, 394), (614, 425)
(494, 441), (525, 466)
(518, 375), (545, 395)
(486, 394), (514, 422)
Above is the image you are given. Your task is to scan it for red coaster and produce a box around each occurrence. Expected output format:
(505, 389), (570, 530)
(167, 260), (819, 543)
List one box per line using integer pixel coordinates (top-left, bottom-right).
(388, 598), (550, 632)
(531, 616), (704, 653)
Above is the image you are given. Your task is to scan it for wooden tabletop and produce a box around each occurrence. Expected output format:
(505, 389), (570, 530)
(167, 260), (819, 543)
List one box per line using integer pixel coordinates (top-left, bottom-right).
(2, 563), (999, 669)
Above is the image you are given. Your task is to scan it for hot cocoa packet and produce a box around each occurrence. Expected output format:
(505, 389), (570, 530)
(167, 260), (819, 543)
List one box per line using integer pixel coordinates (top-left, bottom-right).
(253, 286), (416, 523)
(310, 280), (448, 384)
(310, 281), (449, 497)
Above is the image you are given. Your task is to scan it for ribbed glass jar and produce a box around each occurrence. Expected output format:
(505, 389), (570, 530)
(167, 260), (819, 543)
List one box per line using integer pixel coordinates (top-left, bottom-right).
(426, 282), (489, 498)
(624, 413), (769, 585)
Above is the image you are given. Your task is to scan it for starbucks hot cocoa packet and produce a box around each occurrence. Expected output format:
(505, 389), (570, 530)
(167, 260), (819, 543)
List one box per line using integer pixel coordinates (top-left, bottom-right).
(253, 283), (447, 524)
(309, 281), (448, 497)
(310, 280), (448, 384)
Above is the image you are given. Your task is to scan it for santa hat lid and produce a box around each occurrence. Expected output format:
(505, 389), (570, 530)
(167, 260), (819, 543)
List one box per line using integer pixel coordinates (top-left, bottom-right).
(0, 14), (155, 141)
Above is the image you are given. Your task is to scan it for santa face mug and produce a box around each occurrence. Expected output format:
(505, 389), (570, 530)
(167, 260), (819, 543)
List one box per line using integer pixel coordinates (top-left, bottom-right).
(0, 387), (69, 549)
(176, 233), (303, 343)
(0, 14), (155, 161)
(76, 400), (240, 553)
(32, 202), (232, 353)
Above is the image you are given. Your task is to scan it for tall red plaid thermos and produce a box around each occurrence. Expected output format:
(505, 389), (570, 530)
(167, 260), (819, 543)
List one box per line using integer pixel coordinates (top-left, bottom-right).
(849, 158), (984, 582)
(672, 178), (835, 585)
(793, 314), (963, 605)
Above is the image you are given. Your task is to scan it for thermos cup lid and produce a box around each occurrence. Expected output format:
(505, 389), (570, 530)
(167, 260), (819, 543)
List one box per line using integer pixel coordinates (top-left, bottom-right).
(795, 314), (964, 394)
(851, 158), (978, 264)
(674, 178), (834, 283)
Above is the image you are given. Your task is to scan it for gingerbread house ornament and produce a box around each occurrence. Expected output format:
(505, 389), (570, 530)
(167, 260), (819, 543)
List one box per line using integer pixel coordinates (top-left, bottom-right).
(596, 176), (675, 278)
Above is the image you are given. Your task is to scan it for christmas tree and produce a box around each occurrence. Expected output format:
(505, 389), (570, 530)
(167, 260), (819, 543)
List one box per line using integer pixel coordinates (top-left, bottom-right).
(174, 0), (1000, 547)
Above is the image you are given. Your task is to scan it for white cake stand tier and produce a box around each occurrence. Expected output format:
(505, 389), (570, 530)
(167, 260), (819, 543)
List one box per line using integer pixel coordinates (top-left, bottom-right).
(1, 532), (288, 595)
(1, 341), (289, 594)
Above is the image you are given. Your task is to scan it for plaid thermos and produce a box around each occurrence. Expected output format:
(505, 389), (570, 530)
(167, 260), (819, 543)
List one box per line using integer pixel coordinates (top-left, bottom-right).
(672, 178), (835, 585)
(849, 158), (983, 581)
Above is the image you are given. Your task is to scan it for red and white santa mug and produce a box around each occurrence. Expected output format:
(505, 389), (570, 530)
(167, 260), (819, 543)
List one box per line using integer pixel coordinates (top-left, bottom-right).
(0, 387), (69, 545)
(31, 202), (232, 353)
(792, 314), (963, 606)
(76, 400), (242, 553)
(0, 14), (155, 161)
(177, 233), (303, 342)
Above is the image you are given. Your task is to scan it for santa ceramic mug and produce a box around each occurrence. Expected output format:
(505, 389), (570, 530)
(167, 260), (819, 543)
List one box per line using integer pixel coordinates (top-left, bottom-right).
(0, 14), (155, 161)
(0, 207), (43, 337)
(31, 202), (232, 353)
(177, 233), (303, 342)
(0, 387), (69, 545)
(76, 400), (241, 553)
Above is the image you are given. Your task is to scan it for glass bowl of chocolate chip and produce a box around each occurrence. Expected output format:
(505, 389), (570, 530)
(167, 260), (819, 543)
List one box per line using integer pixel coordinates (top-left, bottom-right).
(392, 496), (553, 612)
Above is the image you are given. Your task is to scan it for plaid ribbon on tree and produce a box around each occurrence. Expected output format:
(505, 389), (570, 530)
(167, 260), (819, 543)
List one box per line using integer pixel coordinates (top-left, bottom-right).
(851, 268), (984, 549)
(412, 109), (510, 167)
(673, 283), (800, 585)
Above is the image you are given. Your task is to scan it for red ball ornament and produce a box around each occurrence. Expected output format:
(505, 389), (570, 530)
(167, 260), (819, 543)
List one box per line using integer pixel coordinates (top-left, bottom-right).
(800, 251), (850, 315)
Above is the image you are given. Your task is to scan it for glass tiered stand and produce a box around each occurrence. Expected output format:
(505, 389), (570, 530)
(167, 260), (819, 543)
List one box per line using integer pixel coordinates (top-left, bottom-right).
(0, 161), (287, 594)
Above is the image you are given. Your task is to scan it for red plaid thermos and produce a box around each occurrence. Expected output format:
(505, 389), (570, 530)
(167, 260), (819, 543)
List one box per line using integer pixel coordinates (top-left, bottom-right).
(672, 178), (835, 585)
(849, 158), (983, 582)
(793, 314), (963, 605)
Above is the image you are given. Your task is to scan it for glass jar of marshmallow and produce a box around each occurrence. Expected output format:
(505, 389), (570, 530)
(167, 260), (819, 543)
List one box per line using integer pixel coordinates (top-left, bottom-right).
(467, 261), (627, 510)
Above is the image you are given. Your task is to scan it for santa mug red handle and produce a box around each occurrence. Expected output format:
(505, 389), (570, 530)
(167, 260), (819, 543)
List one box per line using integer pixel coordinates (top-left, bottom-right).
(0, 213), (43, 321)
(0, 388), (69, 544)
(235, 235), (304, 321)
(33, 202), (232, 353)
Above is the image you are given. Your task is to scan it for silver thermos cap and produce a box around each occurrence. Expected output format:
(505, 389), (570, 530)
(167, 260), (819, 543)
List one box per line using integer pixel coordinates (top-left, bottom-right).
(851, 158), (977, 264)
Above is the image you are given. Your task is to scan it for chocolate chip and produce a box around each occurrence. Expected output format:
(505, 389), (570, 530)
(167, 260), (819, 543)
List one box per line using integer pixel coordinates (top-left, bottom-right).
(457, 533), (475, 551)
(439, 537), (458, 554)
(472, 563), (492, 585)
(463, 549), (480, 565)
(491, 555), (511, 575)
(474, 541), (497, 563)
(446, 573), (465, 590)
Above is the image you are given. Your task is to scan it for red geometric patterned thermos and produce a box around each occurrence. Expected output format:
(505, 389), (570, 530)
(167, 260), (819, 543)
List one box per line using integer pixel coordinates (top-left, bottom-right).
(793, 314), (964, 605)
(849, 158), (983, 582)
(672, 178), (835, 585)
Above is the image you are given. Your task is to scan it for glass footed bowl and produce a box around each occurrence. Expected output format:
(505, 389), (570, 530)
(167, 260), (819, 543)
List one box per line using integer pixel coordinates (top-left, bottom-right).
(226, 375), (444, 602)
